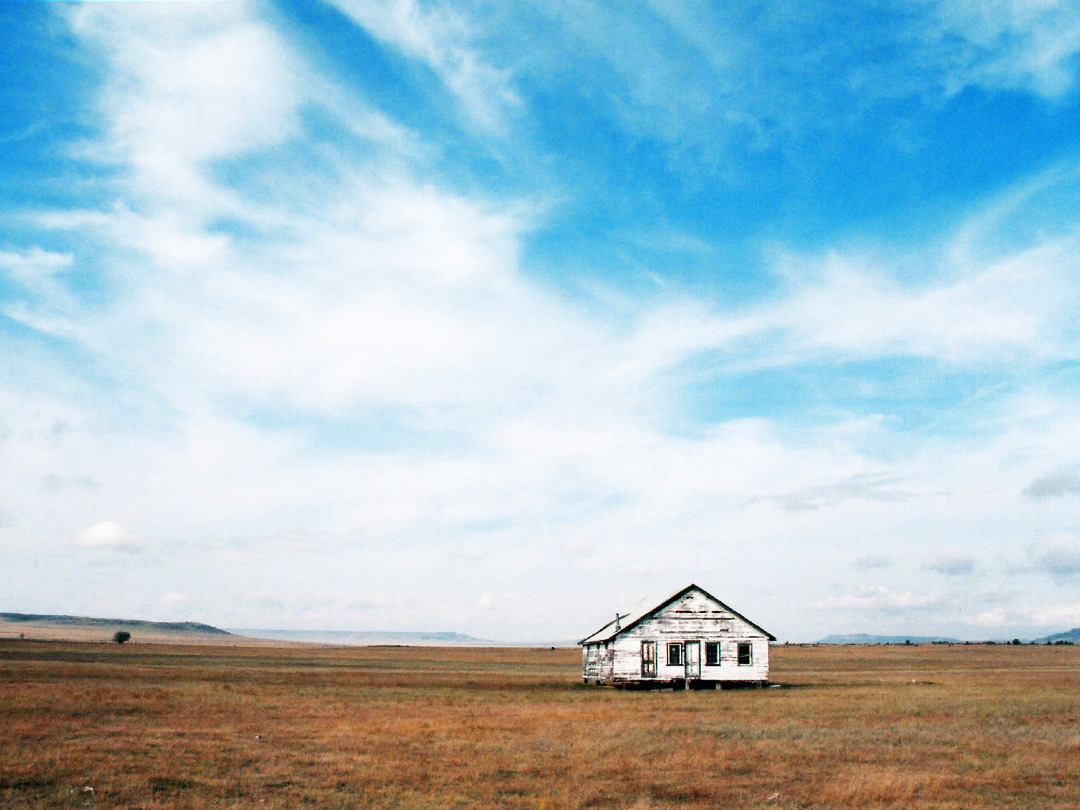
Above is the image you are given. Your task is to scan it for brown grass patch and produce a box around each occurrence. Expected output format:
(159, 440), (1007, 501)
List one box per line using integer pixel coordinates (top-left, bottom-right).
(1, 640), (1078, 808)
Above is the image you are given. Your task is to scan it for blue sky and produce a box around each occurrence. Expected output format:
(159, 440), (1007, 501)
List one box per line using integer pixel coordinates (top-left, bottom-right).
(2, 0), (1080, 642)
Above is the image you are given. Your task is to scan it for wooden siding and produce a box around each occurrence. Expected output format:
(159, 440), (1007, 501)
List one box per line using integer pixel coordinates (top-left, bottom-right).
(582, 587), (770, 685)
(581, 641), (614, 681)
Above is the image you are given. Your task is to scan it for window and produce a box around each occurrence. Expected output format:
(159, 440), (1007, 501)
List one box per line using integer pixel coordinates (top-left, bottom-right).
(667, 642), (683, 666)
(641, 641), (657, 677)
(737, 642), (752, 666)
(705, 642), (721, 666)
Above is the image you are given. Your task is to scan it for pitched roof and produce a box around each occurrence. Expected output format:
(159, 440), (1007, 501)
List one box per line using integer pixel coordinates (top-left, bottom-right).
(578, 583), (776, 645)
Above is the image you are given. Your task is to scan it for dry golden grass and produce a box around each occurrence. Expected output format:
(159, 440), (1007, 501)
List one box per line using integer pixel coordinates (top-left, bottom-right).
(1, 640), (1077, 809)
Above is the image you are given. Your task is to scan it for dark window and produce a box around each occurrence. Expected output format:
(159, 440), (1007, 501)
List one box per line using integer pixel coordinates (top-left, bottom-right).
(737, 642), (752, 666)
(667, 642), (683, 666)
(705, 642), (721, 666)
(641, 641), (657, 677)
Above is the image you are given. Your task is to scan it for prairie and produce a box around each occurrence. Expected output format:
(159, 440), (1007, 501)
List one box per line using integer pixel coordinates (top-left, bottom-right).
(1, 640), (1077, 809)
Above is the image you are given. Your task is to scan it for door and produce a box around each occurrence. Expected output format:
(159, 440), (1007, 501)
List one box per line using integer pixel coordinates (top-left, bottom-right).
(641, 641), (657, 677)
(684, 640), (701, 679)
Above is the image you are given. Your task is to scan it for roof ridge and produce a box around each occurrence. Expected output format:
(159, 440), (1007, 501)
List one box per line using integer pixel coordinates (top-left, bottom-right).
(578, 583), (775, 645)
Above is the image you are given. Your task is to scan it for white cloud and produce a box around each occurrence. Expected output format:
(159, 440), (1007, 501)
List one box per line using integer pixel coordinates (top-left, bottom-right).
(76, 521), (143, 553)
(1029, 538), (1080, 576)
(771, 473), (914, 512)
(922, 0), (1080, 98)
(0, 247), (72, 282)
(816, 585), (942, 612)
(32, 2), (1080, 422)
(971, 603), (1080, 630)
(390, 0), (1080, 173)
(32, 3), (603, 421)
(326, 0), (520, 130)
(970, 609), (1012, 628)
(574, 178), (1080, 382)
(767, 232), (1079, 366)
(854, 554), (894, 570)
(0, 246), (79, 338)
(66, 2), (304, 208)
(923, 552), (977, 576)
(977, 586), (1015, 604)
(1024, 471), (1080, 499)
(1025, 602), (1080, 627)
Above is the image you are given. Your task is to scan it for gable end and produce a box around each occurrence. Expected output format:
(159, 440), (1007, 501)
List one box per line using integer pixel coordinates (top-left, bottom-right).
(578, 583), (776, 645)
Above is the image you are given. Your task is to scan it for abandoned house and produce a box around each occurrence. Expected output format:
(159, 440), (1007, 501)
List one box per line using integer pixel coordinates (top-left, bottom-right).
(579, 583), (775, 688)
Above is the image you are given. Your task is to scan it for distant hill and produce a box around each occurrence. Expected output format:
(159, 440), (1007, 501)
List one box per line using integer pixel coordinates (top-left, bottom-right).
(1031, 628), (1080, 644)
(229, 628), (494, 646)
(818, 633), (961, 645)
(1, 612), (230, 634)
(0, 612), (232, 643)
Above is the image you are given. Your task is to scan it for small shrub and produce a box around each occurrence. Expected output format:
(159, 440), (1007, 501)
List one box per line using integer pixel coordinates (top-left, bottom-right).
(112, 631), (131, 644)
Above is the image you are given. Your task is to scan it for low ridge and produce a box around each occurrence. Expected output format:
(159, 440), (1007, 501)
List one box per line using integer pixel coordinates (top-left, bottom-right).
(0, 612), (231, 638)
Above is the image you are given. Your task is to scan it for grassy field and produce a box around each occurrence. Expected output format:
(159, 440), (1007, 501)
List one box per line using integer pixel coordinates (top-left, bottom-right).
(1, 640), (1077, 809)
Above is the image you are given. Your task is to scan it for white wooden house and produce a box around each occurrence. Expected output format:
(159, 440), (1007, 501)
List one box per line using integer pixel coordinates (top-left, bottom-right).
(579, 584), (775, 688)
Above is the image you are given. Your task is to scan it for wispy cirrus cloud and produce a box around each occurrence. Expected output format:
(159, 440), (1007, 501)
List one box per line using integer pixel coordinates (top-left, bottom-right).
(771, 473), (914, 513)
(766, 229), (1080, 367)
(335, 0), (1080, 177)
(0, 247), (72, 283)
(920, 0), (1080, 99)
(325, 0), (520, 131)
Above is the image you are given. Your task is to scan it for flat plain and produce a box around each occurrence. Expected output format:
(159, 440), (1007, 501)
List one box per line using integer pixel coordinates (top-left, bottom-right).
(1, 640), (1077, 809)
